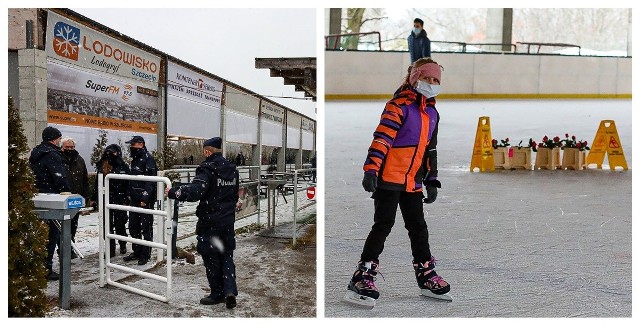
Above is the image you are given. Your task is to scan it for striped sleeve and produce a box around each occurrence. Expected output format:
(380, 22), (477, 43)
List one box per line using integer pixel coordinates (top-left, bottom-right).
(363, 99), (405, 174)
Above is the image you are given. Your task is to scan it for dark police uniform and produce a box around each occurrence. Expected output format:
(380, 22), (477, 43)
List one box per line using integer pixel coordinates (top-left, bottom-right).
(28, 127), (71, 279)
(168, 138), (239, 307)
(92, 144), (131, 255)
(124, 136), (157, 264)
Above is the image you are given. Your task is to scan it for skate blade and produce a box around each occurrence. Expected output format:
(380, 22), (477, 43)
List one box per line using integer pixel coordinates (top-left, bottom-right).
(343, 291), (376, 308)
(420, 289), (452, 302)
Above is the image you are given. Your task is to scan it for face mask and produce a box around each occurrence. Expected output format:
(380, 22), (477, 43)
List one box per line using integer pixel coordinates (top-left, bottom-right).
(413, 28), (422, 35)
(130, 147), (141, 156)
(415, 80), (441, 98)
(63, 149), (75, 157)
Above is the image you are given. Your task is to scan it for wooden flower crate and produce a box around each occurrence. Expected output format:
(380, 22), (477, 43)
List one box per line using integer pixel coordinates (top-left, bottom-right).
(493, 147), (511, 170)
(510, 147), (532, 170)
(561, 148), (587, 170)
(534, 147), (561, 170)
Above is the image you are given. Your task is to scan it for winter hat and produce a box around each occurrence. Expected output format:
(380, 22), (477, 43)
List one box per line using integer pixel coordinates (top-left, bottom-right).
(42, 126), (62, 142)
(203, 137), (222, 149)
(125, 135), (145, 144)
(104, 144), (122, 156)
(409, 62), (442, 86)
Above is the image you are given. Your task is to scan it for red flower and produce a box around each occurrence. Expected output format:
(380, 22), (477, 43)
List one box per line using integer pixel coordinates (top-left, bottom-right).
(538, 143), (543, 148)
(571, 135), (576, 141)
(505, 138), (509, 142)
(583, 141), (588, 146)
(576, 142), (582, 148)
(543, 136), (549, 142)
(531, 141), (537, 147)
(492, 139), (498, 146)
(553, 136), (560, 142)
(565, 133), (569, 138)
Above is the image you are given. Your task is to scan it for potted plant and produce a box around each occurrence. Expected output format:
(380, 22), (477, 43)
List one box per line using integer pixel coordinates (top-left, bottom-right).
(561, 133), (590, 170)
(534, 135), (562, 170)
(492, 137), (511, 169)
(509, 139), (534, 170)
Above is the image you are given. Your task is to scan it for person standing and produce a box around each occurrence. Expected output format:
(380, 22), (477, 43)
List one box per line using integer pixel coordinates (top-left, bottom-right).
(122, 135), (157, 265)
(408, 18), (431, 63)
(60, 137), (89, 259)
(344, 58), (450, 306)
(166, 137), (240, 309)
(29, 126), (71, 280)
(91, 144), (131, 256)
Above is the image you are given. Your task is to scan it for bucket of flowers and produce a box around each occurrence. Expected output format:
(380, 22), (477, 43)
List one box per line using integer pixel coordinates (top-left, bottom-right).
(508, 139), (534, 170)
(533, 135), (562, 170)
(561, 133), (590, 170)
(492, 137), (511, 169)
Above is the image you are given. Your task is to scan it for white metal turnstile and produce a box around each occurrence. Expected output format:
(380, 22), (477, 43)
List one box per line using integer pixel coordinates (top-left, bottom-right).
(98, 173), (174, 303)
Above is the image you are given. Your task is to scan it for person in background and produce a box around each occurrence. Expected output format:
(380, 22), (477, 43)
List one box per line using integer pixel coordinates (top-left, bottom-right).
(91, 144), (130, 256)
(122, 136), (158, 265)
(60, 137), (89, 259)
(408, 18), (431, 63)
(29, 126), (71, 280)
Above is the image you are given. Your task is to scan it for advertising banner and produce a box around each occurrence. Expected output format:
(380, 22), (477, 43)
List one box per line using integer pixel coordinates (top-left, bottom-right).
(46, 11), (161, 84)
(47, 60), (158, 133)
(167, 62), (223, 138)
(260, 102), (285, 124)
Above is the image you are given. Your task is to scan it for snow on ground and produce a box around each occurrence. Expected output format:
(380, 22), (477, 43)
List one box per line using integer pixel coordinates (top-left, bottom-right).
(46, 185), (317, 317)
(324, 99), (631, 317)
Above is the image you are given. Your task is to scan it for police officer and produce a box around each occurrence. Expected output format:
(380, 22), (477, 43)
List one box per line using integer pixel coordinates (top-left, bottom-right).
(29, 126), (72, 280)
(122, 135), (157, 265)
(91, 144), (131, 256)
(166, 137), (240, 309)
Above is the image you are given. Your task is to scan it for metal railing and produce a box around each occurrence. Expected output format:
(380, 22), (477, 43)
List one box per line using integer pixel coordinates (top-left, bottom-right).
(292, 168), (316, 246)
(98, 173), (174, 303)
(325, 32), (382, 51)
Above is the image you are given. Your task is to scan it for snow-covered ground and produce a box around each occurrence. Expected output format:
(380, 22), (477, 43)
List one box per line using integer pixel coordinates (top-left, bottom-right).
(324, 99), (631, 317)
(46, 186), (317, 317)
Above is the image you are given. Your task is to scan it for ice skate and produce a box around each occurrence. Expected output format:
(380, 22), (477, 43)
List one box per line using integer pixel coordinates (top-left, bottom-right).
(343, 261), (380, 308)
(414, 256), (452, 302)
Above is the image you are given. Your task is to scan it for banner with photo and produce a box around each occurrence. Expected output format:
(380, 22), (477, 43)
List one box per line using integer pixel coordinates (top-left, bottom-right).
(46, 11), (161, 84)
(167, 61), (223, 138)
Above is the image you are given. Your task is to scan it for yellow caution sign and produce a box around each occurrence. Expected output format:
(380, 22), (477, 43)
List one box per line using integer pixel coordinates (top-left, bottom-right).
(470, 116), (494, 172)
(585, 120), (628, 170)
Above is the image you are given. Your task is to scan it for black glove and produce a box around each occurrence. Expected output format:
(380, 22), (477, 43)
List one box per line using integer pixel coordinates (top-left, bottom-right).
(362, 172), (378, 193)
(423, 179), (441, 204)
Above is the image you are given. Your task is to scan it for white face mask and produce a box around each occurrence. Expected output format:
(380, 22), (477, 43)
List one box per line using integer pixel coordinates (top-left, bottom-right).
(415, 80), (441, 98)
(413, 27), (422, 35)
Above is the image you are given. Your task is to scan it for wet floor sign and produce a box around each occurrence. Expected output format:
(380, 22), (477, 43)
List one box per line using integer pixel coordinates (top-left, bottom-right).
(470, 116), (494, 172)
(586, 120), (628, 170)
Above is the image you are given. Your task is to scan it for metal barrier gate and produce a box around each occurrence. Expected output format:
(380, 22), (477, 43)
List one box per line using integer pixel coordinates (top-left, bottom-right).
(98, 173), (174, 303)
(292, 168), (316, 246)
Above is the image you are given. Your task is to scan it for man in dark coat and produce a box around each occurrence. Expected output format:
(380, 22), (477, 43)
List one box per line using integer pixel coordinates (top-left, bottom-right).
(123, 135), (158, 265)
(29, 126), (71, 280)
(92, 144), (131, 256)
(61, 137), (89, 259)
(166, 137), (240, 309)
(408, 18), (431, 63)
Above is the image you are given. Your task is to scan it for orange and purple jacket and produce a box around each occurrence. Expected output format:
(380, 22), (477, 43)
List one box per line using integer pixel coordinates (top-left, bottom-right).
(363, 85), (439, 193)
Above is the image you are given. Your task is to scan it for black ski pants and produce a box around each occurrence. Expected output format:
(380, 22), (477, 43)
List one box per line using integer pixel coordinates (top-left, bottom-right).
(360, 188), (432, 264)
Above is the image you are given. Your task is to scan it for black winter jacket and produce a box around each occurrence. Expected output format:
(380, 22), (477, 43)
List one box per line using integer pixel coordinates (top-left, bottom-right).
(168, 153), (239, 230)
(127, 147), (158, 204)
(93, 157), (131, 205)
(63, 150), (90, 199)
(29, 141), (71, 193)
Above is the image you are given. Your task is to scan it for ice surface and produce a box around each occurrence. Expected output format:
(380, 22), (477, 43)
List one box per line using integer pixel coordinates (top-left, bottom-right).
(324, 99), (631, 317)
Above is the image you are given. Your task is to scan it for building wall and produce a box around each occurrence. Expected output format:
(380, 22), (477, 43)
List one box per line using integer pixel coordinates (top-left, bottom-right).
(325, 51), (632, 99)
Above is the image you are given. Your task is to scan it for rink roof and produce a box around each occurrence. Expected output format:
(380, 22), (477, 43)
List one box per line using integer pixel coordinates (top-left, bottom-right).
(255, 57), (317, 101)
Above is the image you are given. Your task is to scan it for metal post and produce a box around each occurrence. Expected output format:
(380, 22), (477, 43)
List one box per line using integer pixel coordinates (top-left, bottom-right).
(293, 170), (298, 246)
(98, 173), (105, 287)
(59, 214), (72, 309)
(171, 183), (181, 258)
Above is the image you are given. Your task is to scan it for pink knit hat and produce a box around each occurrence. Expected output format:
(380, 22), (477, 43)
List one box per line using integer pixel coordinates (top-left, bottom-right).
(409, 62), (442, 86)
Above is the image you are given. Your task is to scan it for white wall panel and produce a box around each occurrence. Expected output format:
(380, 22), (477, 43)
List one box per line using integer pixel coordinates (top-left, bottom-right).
(261, 118), (283, 147)
(167, 95), (221, 138)
(287, 126), (300, 149)
(225, 111), (258, 144)
(302, 130), (314, 150)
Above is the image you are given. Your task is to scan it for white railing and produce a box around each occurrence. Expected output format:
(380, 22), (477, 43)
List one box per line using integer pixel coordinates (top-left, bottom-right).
(98, 173), (174, 303)
(292, 168), (316, 246)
